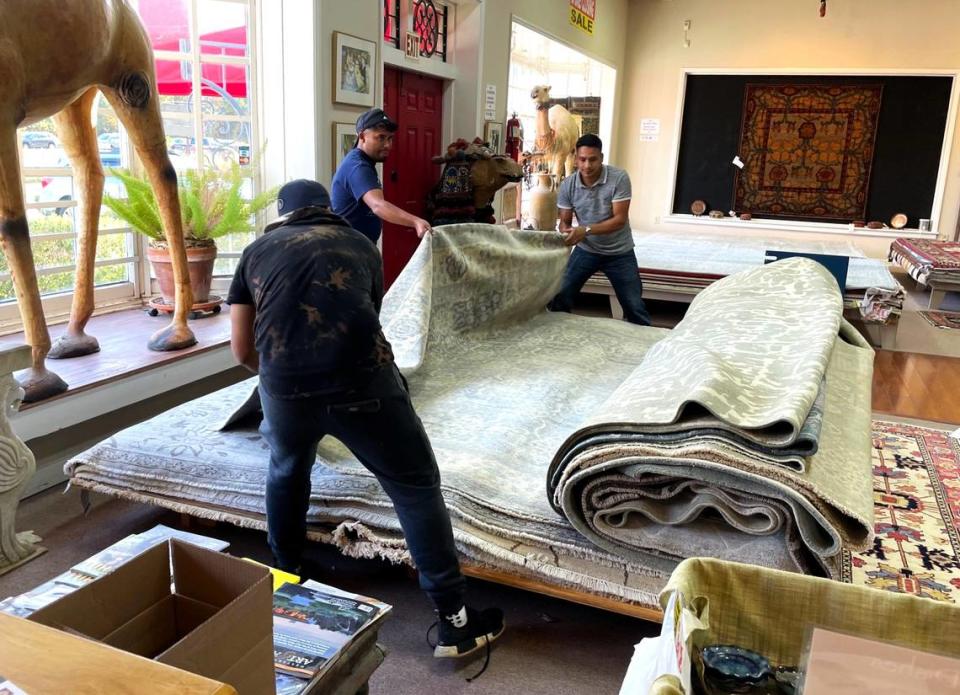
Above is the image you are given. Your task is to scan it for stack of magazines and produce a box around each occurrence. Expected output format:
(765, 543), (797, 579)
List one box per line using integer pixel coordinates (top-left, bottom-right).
(0, 524), (228, 618)
(273, 579), (392, 695)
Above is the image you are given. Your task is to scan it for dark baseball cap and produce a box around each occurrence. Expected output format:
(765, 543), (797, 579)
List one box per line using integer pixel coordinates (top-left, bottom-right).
(356, 108), (398, 134)
(276, 179), (331, 214)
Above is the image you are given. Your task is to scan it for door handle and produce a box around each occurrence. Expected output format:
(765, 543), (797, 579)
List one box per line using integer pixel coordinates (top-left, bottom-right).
(390, 170), (398, 182)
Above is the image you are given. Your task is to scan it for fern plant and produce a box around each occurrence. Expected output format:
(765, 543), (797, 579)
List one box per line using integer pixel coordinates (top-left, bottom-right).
(104, 162), (278, 248)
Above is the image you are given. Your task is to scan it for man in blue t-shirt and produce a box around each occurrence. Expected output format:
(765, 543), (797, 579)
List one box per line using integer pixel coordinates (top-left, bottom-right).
(331, 108), (432, 244)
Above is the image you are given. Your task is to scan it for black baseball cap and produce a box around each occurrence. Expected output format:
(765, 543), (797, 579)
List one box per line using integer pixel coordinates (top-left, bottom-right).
(276, 179), (331, 214)
(356, 108), (398, 134)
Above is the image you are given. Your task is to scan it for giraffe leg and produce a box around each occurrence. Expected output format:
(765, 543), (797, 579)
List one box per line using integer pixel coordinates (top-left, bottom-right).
(102, 81), (195, 352)
(0, 125), (67, 402)
(48, 88), (102, 359)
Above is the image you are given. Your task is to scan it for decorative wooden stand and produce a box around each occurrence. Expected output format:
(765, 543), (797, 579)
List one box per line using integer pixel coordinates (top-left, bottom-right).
(0, 345), (46, 576)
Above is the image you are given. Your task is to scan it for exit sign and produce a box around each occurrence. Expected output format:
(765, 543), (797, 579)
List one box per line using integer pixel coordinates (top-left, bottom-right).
(569, 0), (595, 35)
(404, 32), (420, 59)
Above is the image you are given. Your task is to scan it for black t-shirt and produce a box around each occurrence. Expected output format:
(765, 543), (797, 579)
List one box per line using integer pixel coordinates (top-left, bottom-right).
(227, 207), (395, 398)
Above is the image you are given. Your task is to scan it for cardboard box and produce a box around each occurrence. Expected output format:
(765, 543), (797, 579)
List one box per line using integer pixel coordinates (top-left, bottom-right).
(29, 539), (275, 695)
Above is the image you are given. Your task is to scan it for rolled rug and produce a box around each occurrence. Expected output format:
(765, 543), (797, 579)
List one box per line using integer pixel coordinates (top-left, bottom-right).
(547, 258), (876, 577)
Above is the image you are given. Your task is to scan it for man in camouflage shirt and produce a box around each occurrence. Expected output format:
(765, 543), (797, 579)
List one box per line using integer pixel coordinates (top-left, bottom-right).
(228, 180), (504, 661)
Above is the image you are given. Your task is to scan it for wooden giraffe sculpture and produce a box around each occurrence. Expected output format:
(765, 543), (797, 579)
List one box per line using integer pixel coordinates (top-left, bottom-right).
(0, 0), (196, 403)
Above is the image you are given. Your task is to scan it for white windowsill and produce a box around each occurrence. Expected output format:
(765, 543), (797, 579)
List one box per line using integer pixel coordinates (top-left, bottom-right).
(662, 214), (940, 239)
(11, 345), (236, 444)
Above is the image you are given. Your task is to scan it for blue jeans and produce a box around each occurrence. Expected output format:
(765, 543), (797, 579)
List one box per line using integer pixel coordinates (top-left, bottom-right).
(258, 364), (466, 614)
(550, 247), (651, 325)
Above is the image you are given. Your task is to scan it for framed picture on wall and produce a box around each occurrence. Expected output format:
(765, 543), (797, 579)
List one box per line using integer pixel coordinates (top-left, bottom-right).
(484, 121), (504, 155)
(333, 122), (356, 174)
(333, 32), (376, 107)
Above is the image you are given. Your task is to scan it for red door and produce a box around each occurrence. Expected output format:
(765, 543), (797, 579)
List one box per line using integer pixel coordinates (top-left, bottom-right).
(382, 66), (443, 288)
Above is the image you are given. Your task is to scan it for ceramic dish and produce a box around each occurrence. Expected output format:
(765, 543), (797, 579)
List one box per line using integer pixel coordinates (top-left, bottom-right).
(890, 213), (908, 229)
(691, 199), (707, 216)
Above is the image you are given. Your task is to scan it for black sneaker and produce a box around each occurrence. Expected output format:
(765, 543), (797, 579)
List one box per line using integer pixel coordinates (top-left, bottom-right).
(433, 605), (505, 658)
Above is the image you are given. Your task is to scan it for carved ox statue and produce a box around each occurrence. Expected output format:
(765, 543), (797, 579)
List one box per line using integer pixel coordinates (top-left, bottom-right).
(426, 138), (522, 225)
(0, 0), (195, 402)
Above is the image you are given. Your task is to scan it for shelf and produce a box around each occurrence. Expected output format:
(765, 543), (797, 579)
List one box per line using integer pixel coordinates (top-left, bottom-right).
(661, 214), (940, 239)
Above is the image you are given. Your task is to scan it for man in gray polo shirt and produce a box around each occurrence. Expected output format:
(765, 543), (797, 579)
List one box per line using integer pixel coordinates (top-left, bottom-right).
(548, 134), (650, 325)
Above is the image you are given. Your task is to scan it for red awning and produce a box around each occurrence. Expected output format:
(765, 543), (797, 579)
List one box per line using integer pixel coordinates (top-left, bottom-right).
(138, 0), (249, 99)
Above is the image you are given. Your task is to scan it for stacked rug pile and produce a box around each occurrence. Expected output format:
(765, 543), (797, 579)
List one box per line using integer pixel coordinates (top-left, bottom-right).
(66, 225), (877, 612)
(549, 259), (876, 577)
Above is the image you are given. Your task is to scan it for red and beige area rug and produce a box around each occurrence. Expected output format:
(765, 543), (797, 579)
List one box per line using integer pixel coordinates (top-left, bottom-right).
(843, 421), (960, 602)
(919, 310), (960, 330)
(734, 83), (883, 220)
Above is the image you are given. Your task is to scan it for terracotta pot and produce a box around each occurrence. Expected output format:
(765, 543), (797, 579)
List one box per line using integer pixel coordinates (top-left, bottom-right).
(147, 244), (217, 305)
(528, 173), (558, 231)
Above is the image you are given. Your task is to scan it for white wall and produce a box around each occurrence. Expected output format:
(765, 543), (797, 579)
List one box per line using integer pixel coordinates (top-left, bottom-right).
(617, 0), (960, 256)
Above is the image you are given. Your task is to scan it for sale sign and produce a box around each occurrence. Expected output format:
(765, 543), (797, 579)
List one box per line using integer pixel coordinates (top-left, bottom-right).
(569, 0), (596, 35)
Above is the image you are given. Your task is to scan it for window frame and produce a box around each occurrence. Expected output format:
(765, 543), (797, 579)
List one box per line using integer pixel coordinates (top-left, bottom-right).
(0, 0), (261, 333)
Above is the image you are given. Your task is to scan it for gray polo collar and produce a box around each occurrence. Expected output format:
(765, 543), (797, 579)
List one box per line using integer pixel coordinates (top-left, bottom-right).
(575, 165), (608, 189)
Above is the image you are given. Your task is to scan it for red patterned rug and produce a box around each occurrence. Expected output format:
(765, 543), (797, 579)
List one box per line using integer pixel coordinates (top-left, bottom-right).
(919, 311), (960, 330)
(891, 238), (960, 270)
(842, 421), (960, 602)
(734, 83), (883, 220)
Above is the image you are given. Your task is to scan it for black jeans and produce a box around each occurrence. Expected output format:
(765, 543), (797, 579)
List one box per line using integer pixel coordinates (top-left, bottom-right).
(550, 247), (652, 325)
(258, 364), (466, 614)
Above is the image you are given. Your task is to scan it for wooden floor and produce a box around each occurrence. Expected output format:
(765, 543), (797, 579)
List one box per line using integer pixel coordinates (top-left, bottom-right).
(0, 305), (232, 410)
(872, 350), (960, 425)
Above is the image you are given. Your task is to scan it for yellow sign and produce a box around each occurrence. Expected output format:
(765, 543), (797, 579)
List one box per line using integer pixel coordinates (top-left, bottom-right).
(569, 0), (596, 35)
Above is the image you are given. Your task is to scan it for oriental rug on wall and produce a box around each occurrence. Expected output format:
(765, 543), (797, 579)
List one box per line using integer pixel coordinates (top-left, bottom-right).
(841, 421), (960, 603)
(733, 83), (883, 221)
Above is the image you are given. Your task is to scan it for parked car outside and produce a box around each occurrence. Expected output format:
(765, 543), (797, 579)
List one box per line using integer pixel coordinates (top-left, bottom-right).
(98, 132), (121, 154)
(21, 131), (60, 149)
(35, 173), (126, 216)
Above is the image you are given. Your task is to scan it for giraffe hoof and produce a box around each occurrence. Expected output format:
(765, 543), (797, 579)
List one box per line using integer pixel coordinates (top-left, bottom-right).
(148, 323), (197, 352)
(18, 368), (69, 403)
(48, 332), (101, 359)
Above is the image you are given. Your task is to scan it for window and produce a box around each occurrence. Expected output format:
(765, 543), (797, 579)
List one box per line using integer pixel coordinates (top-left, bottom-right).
(140, 0), (260, 277)
(507, 21), (616, 155)
(384, 0), (450, 63)
(7, 0), (259, 327)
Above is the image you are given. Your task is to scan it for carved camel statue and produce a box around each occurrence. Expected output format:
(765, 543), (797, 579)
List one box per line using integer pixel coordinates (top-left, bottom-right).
(0, 0), (196, 403)
(426, 138), (522, 224)
(529, 85), (580, 181)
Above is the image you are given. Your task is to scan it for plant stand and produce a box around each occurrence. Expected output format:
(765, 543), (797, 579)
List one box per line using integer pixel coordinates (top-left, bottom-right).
(0, 345), (47, 576)
(146, 295), (224, 321)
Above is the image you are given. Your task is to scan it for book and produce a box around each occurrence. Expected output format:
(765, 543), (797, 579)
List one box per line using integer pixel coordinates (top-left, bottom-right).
(274, 672), (308, 695)
(14, 579), (77, 611)
(243, 558), (301, 592)
(272, 582), (388, 679)
(134, 524), (230, 552)
(0, 597), (35, 619)
(301, 579), (392, 615)
(0, 675), (29, 695)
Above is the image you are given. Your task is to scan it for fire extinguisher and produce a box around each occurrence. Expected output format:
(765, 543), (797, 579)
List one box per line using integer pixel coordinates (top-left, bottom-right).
(506, 112), (523, 161)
